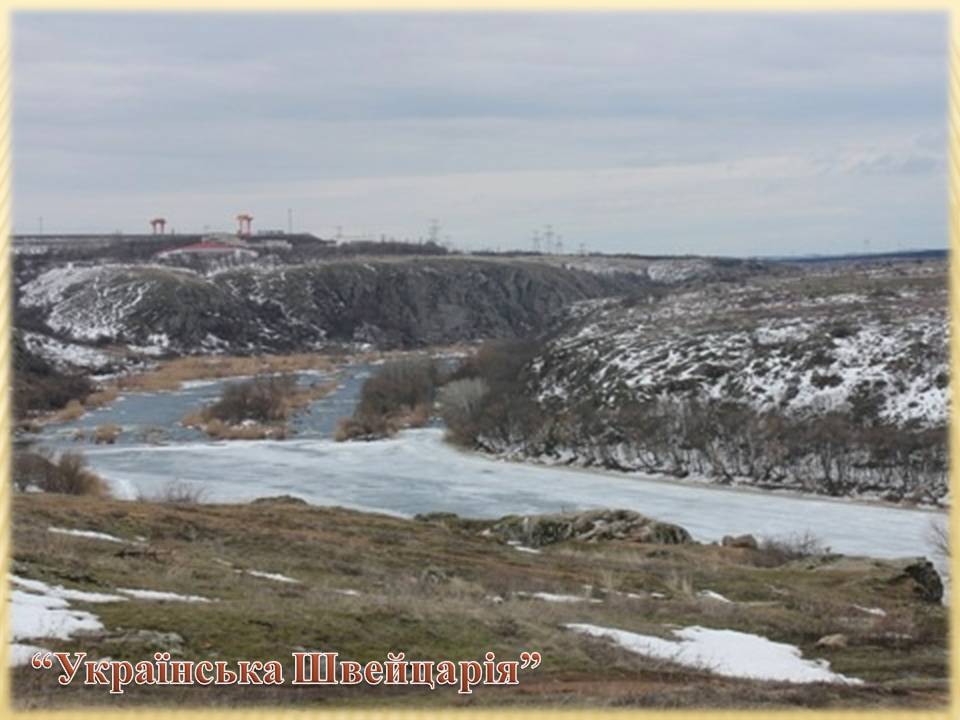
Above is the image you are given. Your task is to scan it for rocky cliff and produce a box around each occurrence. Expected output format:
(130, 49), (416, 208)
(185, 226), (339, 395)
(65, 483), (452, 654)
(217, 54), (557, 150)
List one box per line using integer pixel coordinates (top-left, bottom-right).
(17, 256), (772, 364)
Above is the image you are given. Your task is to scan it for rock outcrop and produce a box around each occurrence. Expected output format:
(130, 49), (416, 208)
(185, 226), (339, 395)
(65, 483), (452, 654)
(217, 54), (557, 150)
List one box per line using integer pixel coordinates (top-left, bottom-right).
(722, 534), (759, 549)
(890, 559), (944, 603)
(487, 509), (692, 548)
(17, 258), (653, 358)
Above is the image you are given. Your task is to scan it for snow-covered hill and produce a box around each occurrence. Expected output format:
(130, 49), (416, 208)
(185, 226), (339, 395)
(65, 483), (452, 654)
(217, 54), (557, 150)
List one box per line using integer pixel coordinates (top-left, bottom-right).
(446, 258), (949, 504)
(535, 261), (947, 429)
(15, 255), (775, 370)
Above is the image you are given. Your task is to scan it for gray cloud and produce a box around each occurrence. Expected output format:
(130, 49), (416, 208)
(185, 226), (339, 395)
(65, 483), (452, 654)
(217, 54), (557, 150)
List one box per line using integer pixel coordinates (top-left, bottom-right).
(12, 11), (947, 255)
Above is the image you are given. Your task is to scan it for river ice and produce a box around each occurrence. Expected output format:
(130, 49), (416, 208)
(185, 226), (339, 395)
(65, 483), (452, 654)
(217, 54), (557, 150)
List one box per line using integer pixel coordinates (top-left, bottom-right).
(33, 365), (946, 565)
(78, 427), (944, 563)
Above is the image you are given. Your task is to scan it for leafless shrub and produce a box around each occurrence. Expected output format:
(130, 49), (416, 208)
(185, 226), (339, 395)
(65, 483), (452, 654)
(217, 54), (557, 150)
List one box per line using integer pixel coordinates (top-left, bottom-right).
(929, 517), (949, 560)
(438, 378), (488, 444)
(336, 359), (437, 441)
(755, 532), (830, 566)
(206, 374), (299, 424)
(15, 449), (108, 496)
(53, 399), (85, 422)
(334, 414), (401, 442)
(138, 479), (207, 504)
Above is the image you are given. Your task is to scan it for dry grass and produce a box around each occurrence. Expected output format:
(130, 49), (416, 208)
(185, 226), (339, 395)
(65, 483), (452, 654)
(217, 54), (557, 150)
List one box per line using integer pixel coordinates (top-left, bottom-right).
(116, 354), (339, 392)
(286, 380), (339, 411)
(51, 399), (85, 423)
(14, 490), (947, 707)
(753, 532), (830, 567)
(203, 419), (288, 440)
(181, 374), (336, 440)
(14, 450), (108, 497)
(333, 402), (431, 441)
(137, 479), (207, 504)
(33, 348), (462, 431)
(93, 423), (122, 445)
(335, 415), (399, 441)
(183, 413), (287, 440)
(84, 386), (120, 409)
(9, 492), (948, 710)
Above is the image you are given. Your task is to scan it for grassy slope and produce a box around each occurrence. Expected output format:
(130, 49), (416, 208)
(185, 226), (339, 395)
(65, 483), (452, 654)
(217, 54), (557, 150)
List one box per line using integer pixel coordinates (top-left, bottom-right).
(12, 494), (947, 709)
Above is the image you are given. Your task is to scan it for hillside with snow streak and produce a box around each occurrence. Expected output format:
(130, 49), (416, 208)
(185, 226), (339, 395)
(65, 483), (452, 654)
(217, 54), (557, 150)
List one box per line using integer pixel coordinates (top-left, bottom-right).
(459, 258), (948, 504)
(16, 258), (653, 360)
(536, 262), (947, 429)
(15, 255), (778, 368)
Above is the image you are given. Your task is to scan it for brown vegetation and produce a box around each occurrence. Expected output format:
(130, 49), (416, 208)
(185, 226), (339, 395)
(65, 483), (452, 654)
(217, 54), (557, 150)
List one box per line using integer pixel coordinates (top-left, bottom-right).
(116, 354), (338, 393)
(336, 359), (438, 441)
(12, 334), (93, 419)
(52, 399), (85, 423)
(137, 479), (207, 504)
(10, 493), (948, 709)
(13, 450), (108, 497)
(182, 374), (335, 440)
(93, 424), (122, 445)
(440, 341), (947, 504)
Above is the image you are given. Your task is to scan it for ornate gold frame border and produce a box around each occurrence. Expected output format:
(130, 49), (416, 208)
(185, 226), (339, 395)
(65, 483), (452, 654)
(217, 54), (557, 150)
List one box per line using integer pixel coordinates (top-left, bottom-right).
(0, 4), (952, 719)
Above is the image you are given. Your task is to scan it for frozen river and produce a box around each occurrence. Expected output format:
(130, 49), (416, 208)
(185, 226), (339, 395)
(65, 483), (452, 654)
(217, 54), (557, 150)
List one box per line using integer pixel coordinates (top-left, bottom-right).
(35, 364), (946, 563)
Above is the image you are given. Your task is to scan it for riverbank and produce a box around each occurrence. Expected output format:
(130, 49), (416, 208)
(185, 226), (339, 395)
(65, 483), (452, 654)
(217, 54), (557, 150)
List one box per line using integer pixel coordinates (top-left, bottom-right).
(11, 493), (948, 709)
(18, 345), (471, 430)
(73, 428), (946, 565)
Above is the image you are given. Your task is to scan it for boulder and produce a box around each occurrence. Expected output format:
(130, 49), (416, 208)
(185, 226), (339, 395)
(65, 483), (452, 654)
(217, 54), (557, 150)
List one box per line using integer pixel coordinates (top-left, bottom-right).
(488, 509), (691, 549)
(815, 633), (848, 649)
(889, 559), (943, 603)
(722, 534), (759, 549)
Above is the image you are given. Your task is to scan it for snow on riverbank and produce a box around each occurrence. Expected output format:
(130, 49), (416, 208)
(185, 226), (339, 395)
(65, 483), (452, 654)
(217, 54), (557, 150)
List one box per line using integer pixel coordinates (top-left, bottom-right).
(566, 623), (862, 685)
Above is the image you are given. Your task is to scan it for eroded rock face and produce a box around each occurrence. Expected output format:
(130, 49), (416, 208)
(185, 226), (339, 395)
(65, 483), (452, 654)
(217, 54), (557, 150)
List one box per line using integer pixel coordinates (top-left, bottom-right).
(17, 259), (652, 355)
(488, 509), (692, 548)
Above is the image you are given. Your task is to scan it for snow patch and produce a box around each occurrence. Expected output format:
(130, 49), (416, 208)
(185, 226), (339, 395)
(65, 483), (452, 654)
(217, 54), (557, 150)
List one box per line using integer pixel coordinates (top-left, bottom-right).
(244, 570), (300, 584)
(8, 575), (117, 660)
(516, 591), (601, 604)
(117, 588), (213, 603)
(566, 623), (861, 684)
(48, 527), (127, 544)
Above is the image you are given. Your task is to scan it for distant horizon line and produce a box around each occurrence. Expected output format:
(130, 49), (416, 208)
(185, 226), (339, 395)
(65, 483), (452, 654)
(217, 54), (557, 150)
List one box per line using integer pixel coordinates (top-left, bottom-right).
(9, 231), (946, 263)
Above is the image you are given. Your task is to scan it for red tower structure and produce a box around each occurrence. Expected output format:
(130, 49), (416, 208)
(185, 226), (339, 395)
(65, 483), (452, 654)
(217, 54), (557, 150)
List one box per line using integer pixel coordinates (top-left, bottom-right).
(150, 217), (166, 235)
(236, 213), (254, 237)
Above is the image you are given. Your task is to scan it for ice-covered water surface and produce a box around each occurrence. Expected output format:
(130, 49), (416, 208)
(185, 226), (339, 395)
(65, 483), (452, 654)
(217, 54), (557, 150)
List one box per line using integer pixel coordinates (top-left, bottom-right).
(34, 363), (945, 564)
(36, 366), (367, 446)
(81, 427), (942, 561)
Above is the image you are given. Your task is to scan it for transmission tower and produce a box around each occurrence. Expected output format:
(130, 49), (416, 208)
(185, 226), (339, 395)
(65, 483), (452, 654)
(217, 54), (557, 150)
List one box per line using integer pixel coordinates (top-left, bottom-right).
(428, 219), (441, 245)
(543, 224), (555, 254)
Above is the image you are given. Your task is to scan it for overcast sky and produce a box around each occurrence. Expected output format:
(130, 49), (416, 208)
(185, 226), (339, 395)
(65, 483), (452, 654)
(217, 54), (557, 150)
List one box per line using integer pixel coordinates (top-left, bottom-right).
(12, 12), (947, 256)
